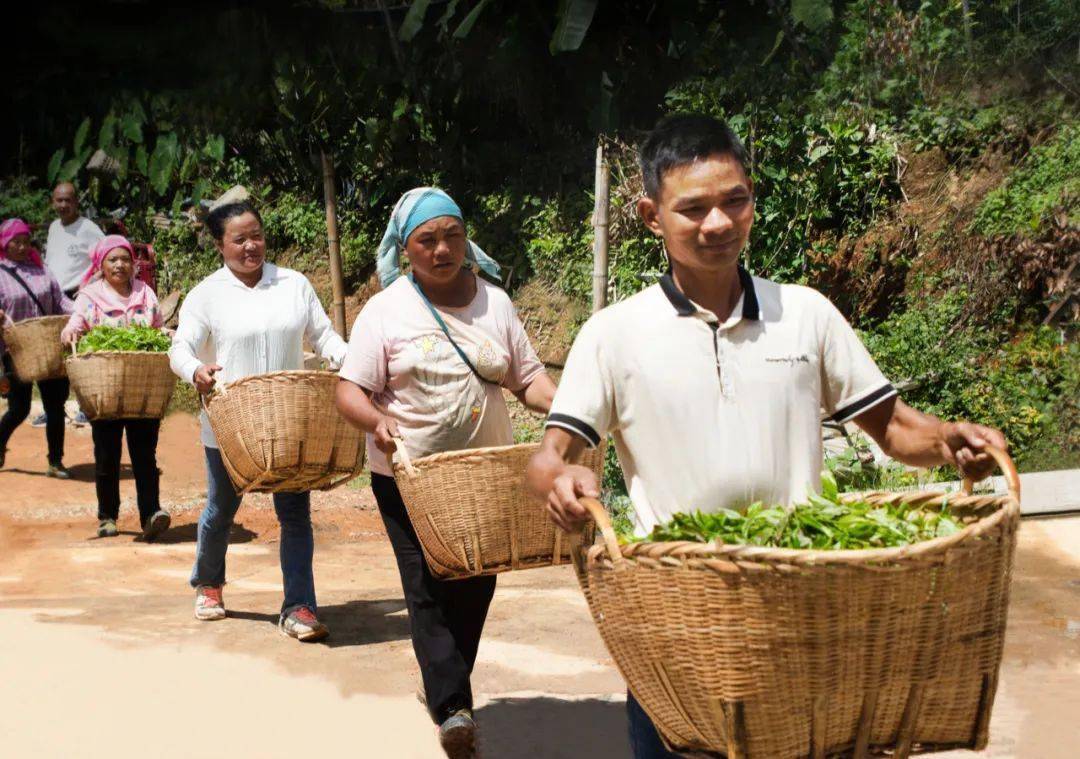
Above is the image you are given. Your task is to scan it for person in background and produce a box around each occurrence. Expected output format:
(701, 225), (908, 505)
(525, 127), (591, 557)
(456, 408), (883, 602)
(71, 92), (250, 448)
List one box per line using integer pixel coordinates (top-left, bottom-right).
(0, 218), (73, 477)
(335, 187), (557, 759)
(61, 235), (171, 540)
(169, 200), (347, 641)
(39, 181), (103, 428)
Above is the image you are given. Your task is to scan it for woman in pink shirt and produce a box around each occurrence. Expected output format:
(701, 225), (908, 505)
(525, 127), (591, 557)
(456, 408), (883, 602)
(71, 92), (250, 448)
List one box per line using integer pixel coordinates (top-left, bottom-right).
(61, 235), (171, 540)
(336, 188), (556, 758)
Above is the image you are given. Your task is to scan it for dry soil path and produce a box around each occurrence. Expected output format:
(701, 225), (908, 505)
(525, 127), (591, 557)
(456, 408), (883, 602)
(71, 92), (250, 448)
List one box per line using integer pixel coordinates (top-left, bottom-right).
(0, 412), (1077, 757)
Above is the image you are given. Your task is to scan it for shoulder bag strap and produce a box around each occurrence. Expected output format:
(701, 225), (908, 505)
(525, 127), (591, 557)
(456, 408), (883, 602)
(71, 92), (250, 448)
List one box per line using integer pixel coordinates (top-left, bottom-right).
(408, 274), (495, 385)
(1, 265), (48, 317)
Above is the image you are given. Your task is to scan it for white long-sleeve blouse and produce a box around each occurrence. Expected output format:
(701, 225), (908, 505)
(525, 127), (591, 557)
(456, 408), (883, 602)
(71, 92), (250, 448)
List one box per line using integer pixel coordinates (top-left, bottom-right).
(169, 263), (348, 448)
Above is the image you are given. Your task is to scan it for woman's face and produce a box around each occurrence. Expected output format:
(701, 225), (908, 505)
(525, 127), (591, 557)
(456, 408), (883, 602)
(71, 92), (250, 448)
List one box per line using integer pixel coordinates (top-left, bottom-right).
(102, 247), (134, 288)
(216, 212), (266, 278)
(4, 234), (31, 262)
(405, 216), (468, 288)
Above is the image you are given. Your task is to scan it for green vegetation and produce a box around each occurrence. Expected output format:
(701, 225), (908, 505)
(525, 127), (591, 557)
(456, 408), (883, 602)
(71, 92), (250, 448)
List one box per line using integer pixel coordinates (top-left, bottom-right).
(1, 1), (1075, 469)
(76, 325), (172, 354)
(972, 123), (1080, 236)
(637, 473), (961, 549)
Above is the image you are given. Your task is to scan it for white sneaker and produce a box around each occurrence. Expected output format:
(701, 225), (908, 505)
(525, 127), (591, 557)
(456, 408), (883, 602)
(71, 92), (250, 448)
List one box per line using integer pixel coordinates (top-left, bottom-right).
(194, 585), (226, 621)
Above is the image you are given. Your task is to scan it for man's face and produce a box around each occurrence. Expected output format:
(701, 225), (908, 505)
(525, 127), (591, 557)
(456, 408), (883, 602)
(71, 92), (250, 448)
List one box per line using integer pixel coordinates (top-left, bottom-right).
(637, 153), (754, 275)
(52, 185), (79, 225)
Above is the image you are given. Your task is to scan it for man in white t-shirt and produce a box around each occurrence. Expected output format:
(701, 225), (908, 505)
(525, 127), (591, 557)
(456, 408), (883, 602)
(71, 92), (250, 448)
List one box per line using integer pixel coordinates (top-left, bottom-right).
(526, 114), (1007, 758)
(45, 182), (104, 297)
(35, 182), (103, 427)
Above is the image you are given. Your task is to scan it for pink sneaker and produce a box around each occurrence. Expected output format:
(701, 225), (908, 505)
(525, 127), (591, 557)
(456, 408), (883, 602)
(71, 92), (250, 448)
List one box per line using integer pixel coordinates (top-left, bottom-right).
(194, 585), (226, 621)
(279, 606), (329, 642)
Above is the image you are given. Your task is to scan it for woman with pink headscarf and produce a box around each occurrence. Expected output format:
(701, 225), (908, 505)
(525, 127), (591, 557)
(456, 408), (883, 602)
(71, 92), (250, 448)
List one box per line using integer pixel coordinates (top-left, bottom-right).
(0, 218), (74, 478)
(60, 234), (171, 539)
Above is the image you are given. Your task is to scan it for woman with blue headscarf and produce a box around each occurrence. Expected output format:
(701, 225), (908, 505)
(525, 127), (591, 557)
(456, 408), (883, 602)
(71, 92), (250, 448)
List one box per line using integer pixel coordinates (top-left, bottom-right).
(337, 188), (556, 757)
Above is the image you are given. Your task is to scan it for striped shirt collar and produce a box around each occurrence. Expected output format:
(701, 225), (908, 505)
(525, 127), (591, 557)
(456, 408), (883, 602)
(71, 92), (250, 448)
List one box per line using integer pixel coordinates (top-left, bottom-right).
(659, 265), (760, 322)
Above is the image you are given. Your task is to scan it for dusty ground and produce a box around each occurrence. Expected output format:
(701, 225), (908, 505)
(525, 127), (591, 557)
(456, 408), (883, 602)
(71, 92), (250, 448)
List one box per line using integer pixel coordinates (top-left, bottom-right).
(1, 412), (1078, 758)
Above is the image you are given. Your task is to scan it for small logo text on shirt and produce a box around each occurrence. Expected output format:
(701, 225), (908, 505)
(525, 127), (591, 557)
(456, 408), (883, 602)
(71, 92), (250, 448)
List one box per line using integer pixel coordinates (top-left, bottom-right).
(765, 354), (810, 365)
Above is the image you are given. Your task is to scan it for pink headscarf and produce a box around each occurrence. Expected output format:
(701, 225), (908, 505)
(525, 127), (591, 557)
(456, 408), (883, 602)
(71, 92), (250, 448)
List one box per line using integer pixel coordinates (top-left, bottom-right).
(81, 234), (135, 287)
(0, 219), (45, 267)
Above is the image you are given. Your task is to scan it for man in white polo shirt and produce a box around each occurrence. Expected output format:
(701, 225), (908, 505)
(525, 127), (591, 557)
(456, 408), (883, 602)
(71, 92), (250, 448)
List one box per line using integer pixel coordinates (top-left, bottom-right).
(526, 114), (1005, 758)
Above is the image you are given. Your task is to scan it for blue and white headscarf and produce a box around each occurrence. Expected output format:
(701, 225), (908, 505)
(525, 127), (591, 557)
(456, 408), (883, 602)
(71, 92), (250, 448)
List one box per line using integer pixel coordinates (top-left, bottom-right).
(376, 187), (501, 288)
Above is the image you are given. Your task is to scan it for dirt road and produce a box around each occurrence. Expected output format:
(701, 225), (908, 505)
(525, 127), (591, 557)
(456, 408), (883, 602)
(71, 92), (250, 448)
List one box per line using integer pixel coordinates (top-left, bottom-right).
(1, 413), (1078, 757)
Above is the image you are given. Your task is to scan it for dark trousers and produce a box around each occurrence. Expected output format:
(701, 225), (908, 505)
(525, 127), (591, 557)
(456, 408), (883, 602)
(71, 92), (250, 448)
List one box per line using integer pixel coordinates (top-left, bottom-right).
(91, 418), (161, 525)
(0, 354), (68, 466)
(627, 692), (684, 758)
(371, 473), (496, 724)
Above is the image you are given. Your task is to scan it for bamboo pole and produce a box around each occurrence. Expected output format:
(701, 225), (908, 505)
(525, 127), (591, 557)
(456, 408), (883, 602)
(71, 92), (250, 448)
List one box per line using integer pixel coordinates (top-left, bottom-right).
(320, 148), (347, 338)
(591, 140), (610, 313)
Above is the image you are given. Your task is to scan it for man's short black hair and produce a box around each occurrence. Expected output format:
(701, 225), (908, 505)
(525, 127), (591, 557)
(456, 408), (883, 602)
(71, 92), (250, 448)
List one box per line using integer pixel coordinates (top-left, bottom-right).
(639, 114), (751, 199)
(206, 201), (263, 241)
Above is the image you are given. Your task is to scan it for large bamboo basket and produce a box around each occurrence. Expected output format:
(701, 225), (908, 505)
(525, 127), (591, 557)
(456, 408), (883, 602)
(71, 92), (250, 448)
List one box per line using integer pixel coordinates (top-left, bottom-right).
(66, 346), (177, 420)
(571, 446), (1021, 759)
(205, 370), (365, 494)
(2, 315), (68, 382)
(394, 442), (605, 580)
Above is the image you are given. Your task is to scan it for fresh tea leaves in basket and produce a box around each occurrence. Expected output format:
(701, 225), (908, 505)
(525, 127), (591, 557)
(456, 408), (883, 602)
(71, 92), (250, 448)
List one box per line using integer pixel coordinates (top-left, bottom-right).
(76, 325), (172, 354)
(636, 472), (962, 549)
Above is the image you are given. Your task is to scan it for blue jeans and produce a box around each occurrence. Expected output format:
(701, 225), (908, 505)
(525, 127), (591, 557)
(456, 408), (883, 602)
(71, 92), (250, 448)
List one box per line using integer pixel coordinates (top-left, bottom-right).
(189, 446), (317, 617)
(627, 692), (683, 758)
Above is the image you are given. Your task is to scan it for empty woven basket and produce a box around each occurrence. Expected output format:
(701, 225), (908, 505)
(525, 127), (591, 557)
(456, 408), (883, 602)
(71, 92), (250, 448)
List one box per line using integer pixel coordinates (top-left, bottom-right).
(206, 370), (365, 494)
(394, 442), (605, 580)
(2, 315), (68, 382)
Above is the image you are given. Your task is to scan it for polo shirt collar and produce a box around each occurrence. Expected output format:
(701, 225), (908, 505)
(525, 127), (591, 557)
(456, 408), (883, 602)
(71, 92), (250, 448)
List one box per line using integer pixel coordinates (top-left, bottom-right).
(659, 266), (760, 322)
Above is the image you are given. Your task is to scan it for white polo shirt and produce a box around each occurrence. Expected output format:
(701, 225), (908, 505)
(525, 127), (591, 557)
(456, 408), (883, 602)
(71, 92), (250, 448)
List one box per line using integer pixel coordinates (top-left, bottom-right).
(547, 268), (896, 536)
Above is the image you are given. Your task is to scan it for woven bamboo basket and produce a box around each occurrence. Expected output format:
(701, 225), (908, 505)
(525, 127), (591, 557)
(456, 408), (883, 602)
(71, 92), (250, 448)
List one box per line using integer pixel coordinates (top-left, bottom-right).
(2, 315), (68, 382)
(205, 370), (365, 494)
(66, 346), (177, 420)
(571, 445), (1021, 759)
(393, 442), (606, 580)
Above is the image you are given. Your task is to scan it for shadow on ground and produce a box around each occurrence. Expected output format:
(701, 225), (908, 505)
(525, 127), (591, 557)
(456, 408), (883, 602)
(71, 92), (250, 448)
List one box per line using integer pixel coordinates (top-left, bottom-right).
(144, 521), (258, 545)
(0, 461), (122, 482)
(475, 696), (629, 758)
(227, 597), (411, 647)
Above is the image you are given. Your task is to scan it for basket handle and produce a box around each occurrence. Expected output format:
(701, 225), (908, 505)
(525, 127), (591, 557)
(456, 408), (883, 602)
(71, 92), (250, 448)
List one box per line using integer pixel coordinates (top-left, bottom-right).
(392, 436), (418, 477)
(577, 496), (623, 565)
(960, 444), (1020, 502)
(70, 339), (78, 356)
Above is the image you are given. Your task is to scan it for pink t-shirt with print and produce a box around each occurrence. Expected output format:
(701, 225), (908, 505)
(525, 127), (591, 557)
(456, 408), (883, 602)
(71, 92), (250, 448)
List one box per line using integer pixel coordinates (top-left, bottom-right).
(339, 275), (544, 476)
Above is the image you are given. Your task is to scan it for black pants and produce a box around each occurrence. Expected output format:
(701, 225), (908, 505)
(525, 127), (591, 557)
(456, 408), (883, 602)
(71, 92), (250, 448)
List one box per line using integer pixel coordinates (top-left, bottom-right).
(371, 473), (497, 724)
(91, 418), (161, 525)
(0, 354), (68, 466)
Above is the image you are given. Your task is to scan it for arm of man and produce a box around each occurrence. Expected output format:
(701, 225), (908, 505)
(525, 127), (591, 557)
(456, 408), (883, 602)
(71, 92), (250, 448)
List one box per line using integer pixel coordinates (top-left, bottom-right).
(526, 427), (601, 533)
(853, 396), (1007, 482)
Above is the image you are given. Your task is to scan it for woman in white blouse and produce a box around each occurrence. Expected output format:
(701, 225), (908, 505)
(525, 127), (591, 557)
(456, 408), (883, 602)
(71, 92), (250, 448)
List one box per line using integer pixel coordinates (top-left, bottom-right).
(169, 201), (347, 642)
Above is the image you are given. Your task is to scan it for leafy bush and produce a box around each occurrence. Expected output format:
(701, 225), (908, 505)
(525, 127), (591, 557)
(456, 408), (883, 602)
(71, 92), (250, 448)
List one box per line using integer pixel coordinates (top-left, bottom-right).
(0, 177), (52, 227)
(971, 122), (1079, 237)
(151, 214), (218, 294)
(863, 292), (1079, 465)
(522, 196), (592, 298)
(261, 191), (327, 254)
